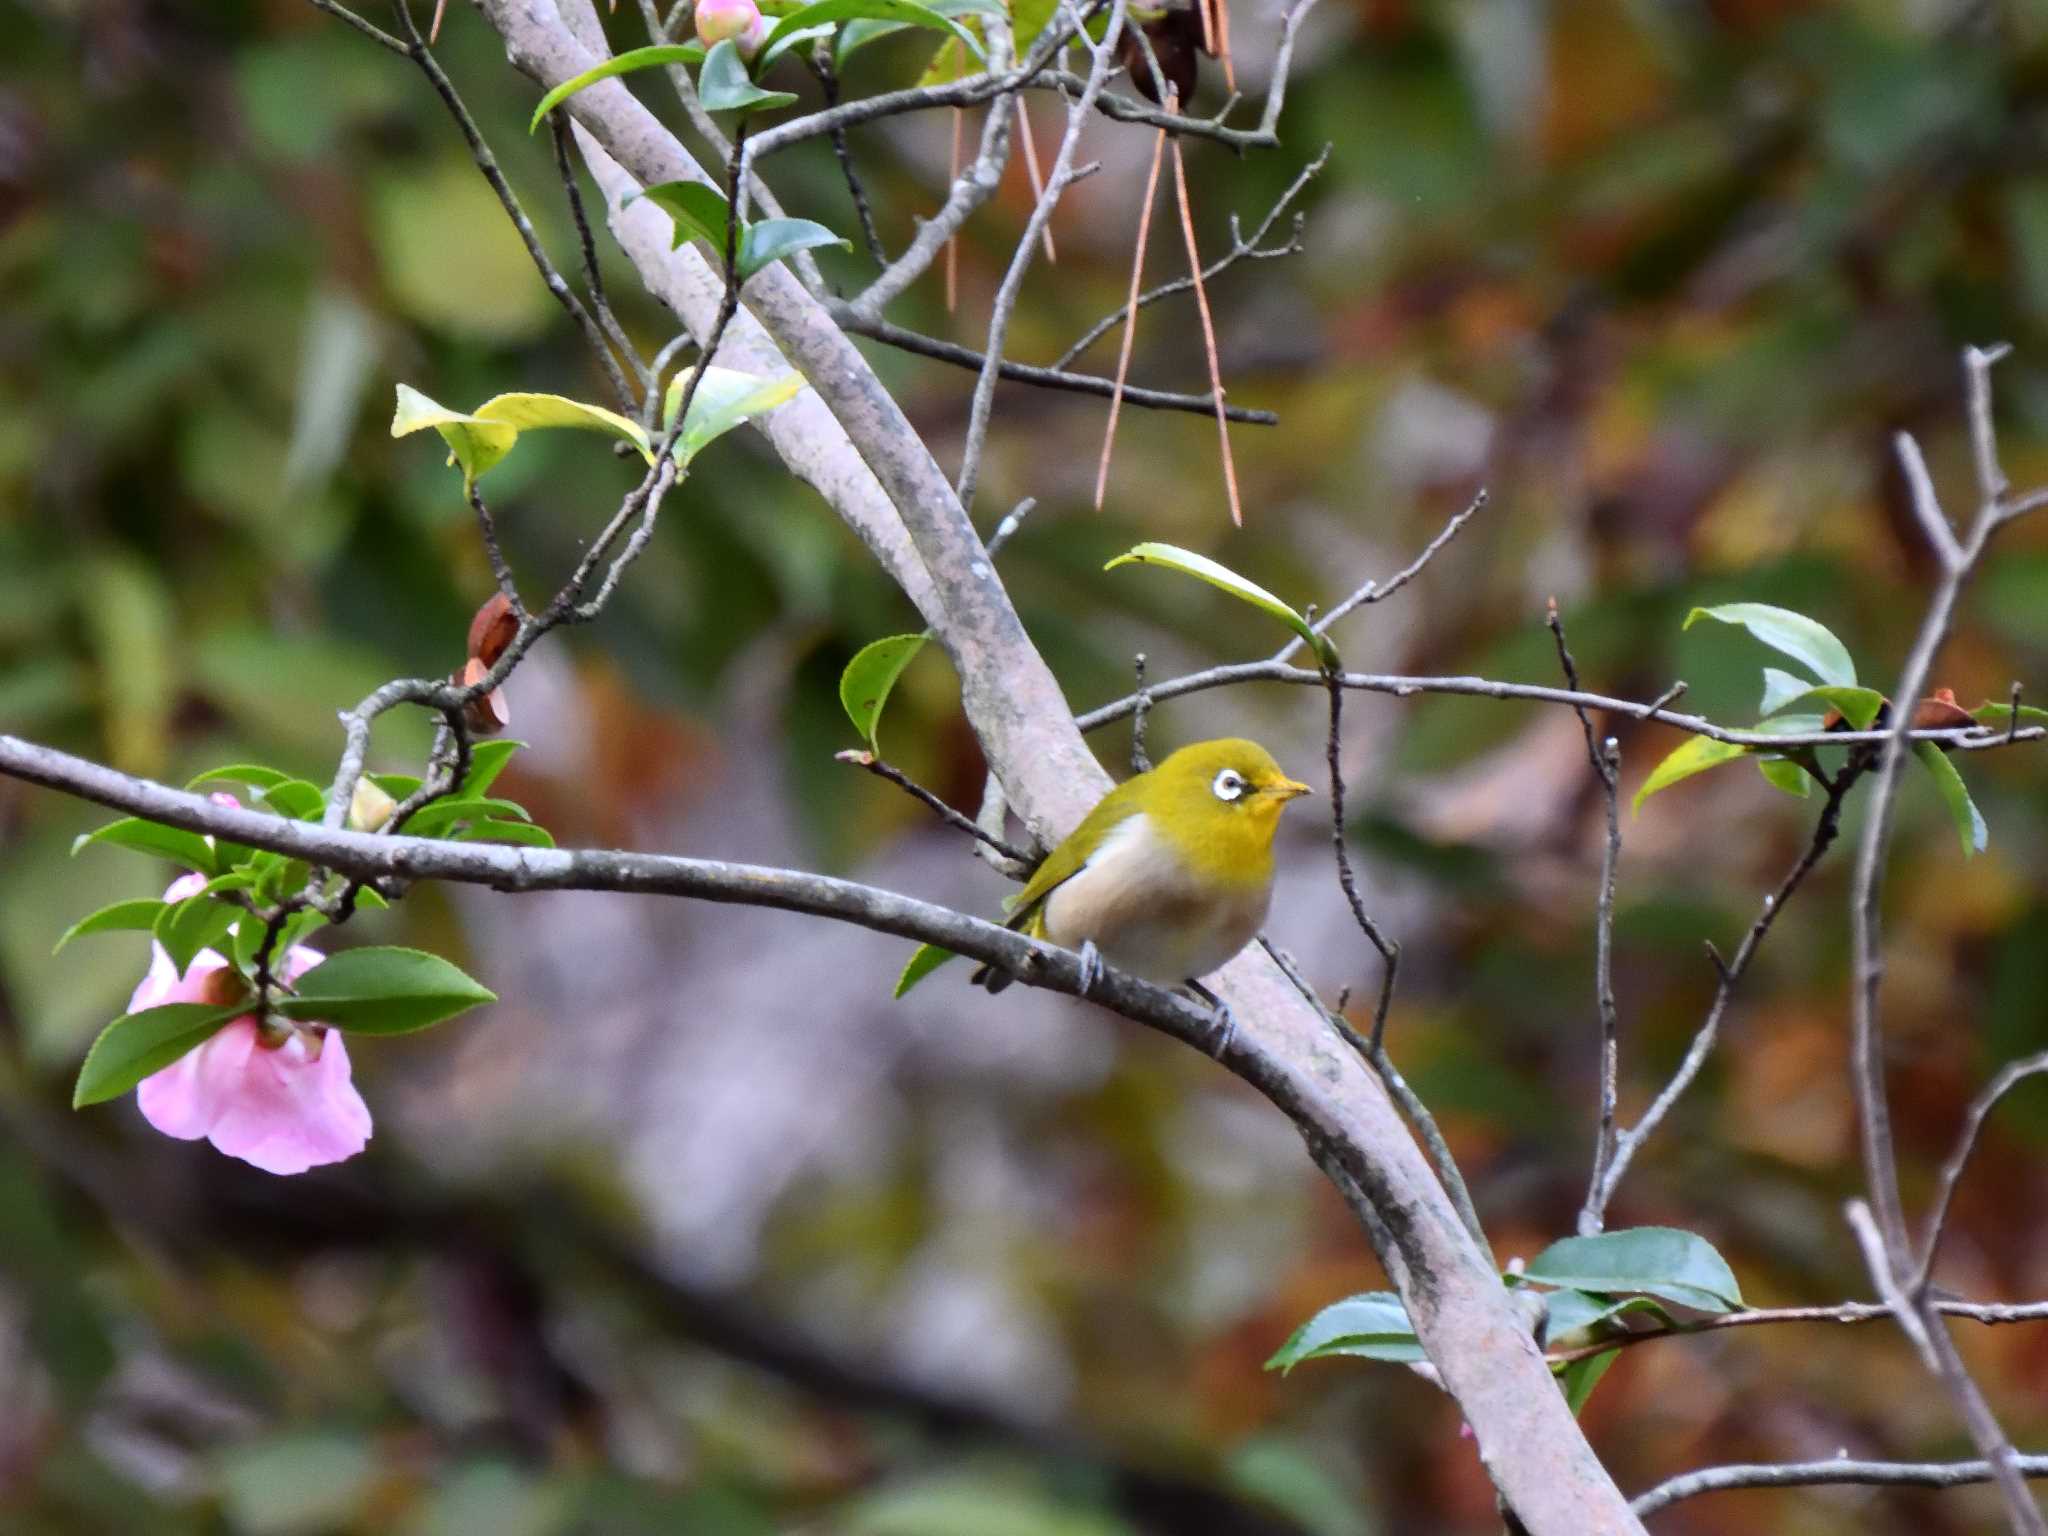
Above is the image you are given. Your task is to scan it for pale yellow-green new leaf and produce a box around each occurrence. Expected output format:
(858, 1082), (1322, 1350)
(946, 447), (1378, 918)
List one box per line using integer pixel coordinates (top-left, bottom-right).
(661, 367), (804, 465)
(1633, 735), (1749, 814)
(390, 384), (520, 487)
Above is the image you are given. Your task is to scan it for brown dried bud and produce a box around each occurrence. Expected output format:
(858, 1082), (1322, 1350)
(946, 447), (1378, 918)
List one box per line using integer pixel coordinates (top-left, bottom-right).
(1911, 687), (1976, 733)
(198, 967), (252, 1010)
(467, 591), (519, 668)
(455, 656), (511, 736)
(1120, 7), (1203, 105)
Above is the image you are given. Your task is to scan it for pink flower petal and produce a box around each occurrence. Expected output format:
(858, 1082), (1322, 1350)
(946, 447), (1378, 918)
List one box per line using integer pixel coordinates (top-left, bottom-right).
(199, 1028), (372, 1176)
(137, 1014), (257, 1140)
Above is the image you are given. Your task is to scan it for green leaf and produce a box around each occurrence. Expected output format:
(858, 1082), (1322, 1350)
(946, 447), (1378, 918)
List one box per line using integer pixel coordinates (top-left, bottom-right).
(274, 946), (496, 1035)
(1263, 1292), (1423, 1372)
(698, 39), (798, 112)
(72, 818), (220, 877)
(757, 0), (984, 66)
(1523, 1226), (1743, 1314)
(1556, 1349), (1617, 1417)
(1971, 700), (2048, 730)
(1540, 1288), (1670, 1348)
(455, 819), (557, 848)
(239, 906), (332, 972)
(389, 383), (520, 486)
(455, 740), (525, 799)
(188, 763), (292, 794)
(894, 942), (957, 998)
(1764, 684), (1886, 731)
(757, 23), (838, 66)
(661, 366), (805, 464)
(634, 179), (734, 254)
(738, 217), (851, 280)
(1632, 736), (1749, 813)
(402, 797), (534, 839)
(1756, 757), (1812, 798)
(1757, 666), (1816, 719)
(73, 1002), (245, 1108)
(1914, 741), (1987, 856)
(391, 386), (651, 486)
(840, 633), (928, 751)
(54, 899), (167, 954)
(526, 43), (706, 132)
(1105, 543), (1337, 669)
(837, 0), (1001, 59)
(258, 779), (328, 821)
(153, 879), (250, 978)
(1684, 602), (1857, 687)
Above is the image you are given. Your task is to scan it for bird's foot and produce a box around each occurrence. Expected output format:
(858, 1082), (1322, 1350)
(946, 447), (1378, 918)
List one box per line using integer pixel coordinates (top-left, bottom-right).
(1185, 978), (1236, 1059)
(1075, 939), (1103, 999)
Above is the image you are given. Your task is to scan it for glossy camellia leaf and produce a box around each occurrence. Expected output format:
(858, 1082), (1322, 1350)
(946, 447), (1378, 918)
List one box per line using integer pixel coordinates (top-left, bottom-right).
(662, 366), (805, 464)
(188, 763), (292, 794)
(238, 906), (331, 972)
(756, 0), (984, 65)
(73, 817), (220, 877)
(1105, 543), (1338, 669)
(1263, 1291), (1423, 1372)
(737, 218), (851, 280)
(1766, 683), (1885, 730)
(1557, 1350), (1617, 1417)
(1914, 741), (1987, 856)
(635, 179), (735, 254)
(154, 875), (252, 977)
(526, 43), (706, 132)
(1539, 1287), (1670, 1347)
(894, 941), (958, 998)
(697, 39), (797, 113)
(1756, 757), (1812, 798)
(1757, 666), (1817, 718)
(755, 23), (837, 67)
(636, 183), (848, 283)
(73, 1002), (245, 1108)
(54, 899), (168, 954)
(391, 386), (651, 486)
(455, 819), (557, 848)
(273, 946), (496, 1035)
(1523, 1226), (1743, 1314)
(837, 0), (1002, 60)
(1632, 735), (1748, 813)
(1684, 602), (1857, 688)
(840, 633), (928, 750)
(258, 779), (328, 821)
(454, 739), (526, 800)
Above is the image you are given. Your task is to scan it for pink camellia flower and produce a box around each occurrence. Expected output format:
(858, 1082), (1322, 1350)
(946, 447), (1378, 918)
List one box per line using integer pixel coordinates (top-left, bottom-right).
(130, 874), (371, 1175)
(696, 0), (768, 56)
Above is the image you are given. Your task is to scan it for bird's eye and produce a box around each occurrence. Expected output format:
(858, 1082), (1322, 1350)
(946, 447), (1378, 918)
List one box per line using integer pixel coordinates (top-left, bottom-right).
(1211, 768), (1246, 802)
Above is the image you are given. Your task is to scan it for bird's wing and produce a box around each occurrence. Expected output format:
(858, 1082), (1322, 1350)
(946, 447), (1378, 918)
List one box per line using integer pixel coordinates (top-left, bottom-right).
(1004, 776), (1148, 928)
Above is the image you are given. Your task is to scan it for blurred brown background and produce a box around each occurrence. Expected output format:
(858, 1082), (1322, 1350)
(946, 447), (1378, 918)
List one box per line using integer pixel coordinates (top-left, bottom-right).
(6, 0), (2048, 1531)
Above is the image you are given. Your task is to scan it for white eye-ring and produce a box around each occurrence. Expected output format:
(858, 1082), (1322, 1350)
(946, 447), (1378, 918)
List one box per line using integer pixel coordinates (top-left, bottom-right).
(1212, 768), (1247, 802)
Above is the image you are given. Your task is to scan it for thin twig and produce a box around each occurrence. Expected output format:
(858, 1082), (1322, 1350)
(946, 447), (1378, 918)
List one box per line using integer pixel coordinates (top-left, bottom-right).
(957, 0), (1130, 513)
(549, 107), (653, 403)
(809, 50), (888, 267)
(984, 497), (1039, 558)
(1056, 144), (1326, 371)
(1912, 1050), (2048, 1292)
(390, 0), (635, 410)
(1632, 1453), (2048, 1520)
(1548, 602), (1623, 1237)
(836, 751), (1036, 864)
(1590, 760), (1863, 1218)
(839, 309), (1277, 422)
(1274, 490), (1488, 665)
(1129, 654), (1153, 774)
(303, 0), (408, 52)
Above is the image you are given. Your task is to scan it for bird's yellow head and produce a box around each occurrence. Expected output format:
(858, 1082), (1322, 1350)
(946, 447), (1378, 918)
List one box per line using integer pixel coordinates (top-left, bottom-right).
(1142, 737), (1312, 880)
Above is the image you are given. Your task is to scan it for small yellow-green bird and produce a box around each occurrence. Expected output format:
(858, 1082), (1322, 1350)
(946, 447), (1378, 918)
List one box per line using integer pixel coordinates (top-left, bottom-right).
(972, 738), (1311, 1042)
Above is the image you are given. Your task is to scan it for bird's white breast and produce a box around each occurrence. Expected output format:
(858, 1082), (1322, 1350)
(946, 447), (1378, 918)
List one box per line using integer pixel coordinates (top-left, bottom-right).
(1040, 813), (1271, 985)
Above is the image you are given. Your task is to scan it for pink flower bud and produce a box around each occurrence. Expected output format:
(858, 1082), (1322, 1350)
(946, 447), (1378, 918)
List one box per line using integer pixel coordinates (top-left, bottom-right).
(696, 0), (768, 57)
(129, 880), (371, 1175)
